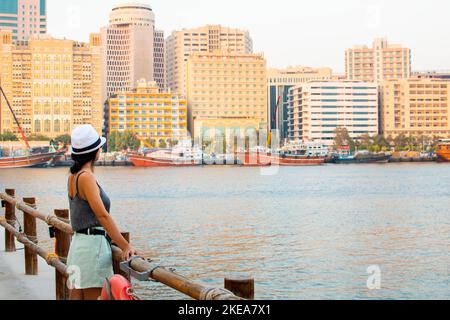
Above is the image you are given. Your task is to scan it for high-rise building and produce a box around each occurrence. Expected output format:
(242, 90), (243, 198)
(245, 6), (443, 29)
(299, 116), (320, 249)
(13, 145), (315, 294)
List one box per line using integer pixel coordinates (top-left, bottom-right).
(166, 25), (253, 95)
(101, 3), (155, 101)
(267, 66), (333, 141)
(153, 29), (165, 90)
(345, 38), (411, 82)
(287, 81), (379, 145)
(108, 79), (188, 144)
(0, 31), (103, 137)
(0, 0), (46, 42)
(187, 52), (266, 140)
(380, 78), (450, 138)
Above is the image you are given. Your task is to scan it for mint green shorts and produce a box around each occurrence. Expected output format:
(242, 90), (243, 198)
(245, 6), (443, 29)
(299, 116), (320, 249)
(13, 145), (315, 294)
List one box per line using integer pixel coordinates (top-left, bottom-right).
(66, 232), (114, 290)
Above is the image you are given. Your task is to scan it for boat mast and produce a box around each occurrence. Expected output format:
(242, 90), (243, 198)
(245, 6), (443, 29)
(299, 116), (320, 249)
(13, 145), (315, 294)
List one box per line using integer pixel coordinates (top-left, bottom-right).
(0, 85), (31, 150)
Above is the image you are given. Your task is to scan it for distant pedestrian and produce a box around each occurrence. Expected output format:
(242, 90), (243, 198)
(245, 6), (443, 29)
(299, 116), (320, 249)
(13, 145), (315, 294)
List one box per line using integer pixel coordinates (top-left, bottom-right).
(66, 125), (136, 300)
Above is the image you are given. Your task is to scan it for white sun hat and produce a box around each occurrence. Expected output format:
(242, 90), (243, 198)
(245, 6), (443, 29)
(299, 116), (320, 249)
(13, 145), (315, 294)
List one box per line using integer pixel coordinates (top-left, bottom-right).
(70, 125), (107, 155)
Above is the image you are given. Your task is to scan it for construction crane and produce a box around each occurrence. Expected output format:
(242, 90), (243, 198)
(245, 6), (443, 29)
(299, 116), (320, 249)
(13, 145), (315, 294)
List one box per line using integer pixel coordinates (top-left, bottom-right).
(0, 85), (31, 150)
(133, 133), (155, 149)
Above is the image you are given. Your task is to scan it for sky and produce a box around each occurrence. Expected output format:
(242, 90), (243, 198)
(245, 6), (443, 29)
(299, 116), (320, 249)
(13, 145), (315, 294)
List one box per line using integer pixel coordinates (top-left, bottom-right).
(47, 0), (450, 73)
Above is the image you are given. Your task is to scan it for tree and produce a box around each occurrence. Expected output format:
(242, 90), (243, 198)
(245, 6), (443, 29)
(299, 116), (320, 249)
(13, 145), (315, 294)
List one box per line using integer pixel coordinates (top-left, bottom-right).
(356, 133), (372, 150)
(167, 139), (179, 148)
(333, 127), (355, 152)
(372, 134), (390, 151)
(0, 131), (18, 141)
(107, 131), (140, 152)
(55, 134), (71, 147)
(27, 134), (50, 141)
(158, 139), (167, 149)
(393, 134), (408, 151)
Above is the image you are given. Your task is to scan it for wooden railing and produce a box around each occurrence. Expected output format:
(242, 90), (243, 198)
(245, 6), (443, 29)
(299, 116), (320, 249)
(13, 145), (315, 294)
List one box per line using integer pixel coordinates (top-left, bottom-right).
(0, 188), (254, 300)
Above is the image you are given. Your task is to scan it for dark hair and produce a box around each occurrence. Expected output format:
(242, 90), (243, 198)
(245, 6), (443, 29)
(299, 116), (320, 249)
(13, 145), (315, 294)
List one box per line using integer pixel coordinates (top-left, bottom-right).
(70, 149), (99, 174)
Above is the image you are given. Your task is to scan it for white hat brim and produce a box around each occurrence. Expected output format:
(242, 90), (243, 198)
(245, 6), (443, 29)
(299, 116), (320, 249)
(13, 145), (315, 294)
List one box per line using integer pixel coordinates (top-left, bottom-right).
(71, 137), (107, 155)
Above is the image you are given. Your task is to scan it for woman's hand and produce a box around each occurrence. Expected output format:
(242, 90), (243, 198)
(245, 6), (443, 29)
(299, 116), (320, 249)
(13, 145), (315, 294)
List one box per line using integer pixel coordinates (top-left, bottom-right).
(122, 244), (138, 261)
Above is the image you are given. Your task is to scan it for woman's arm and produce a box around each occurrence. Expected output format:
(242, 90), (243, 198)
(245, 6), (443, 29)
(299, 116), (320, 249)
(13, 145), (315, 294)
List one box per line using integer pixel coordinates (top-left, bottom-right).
(78, 173), (136, 260)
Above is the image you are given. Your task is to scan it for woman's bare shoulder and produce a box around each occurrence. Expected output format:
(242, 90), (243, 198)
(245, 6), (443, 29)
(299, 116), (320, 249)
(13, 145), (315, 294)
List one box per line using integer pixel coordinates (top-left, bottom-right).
(77, 171), (96, 184)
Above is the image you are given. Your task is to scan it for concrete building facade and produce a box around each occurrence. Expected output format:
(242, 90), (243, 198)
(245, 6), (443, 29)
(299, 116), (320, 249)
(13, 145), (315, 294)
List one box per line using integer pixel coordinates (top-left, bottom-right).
(187, 52), (266, 139)
(153, 29), (165, 90)
(267, 66), (333, 141)
(101, 3), (155, 101)
(380, 78), (450, 138)
(345, 38), (411, 82)
(287, 81), (379, 146)
(108, 79), (188, 144)
(0, 0), (46, 42)
(0, 31), (103, 138)
(166, 25), (253, 95)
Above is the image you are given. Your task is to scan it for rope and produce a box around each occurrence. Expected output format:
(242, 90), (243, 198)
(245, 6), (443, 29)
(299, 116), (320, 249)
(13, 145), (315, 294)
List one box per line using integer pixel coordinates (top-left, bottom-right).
(22, 233), (38, 244)
(199, 287), (237, 301)
(45, 253), (60, 265)
(1, 217), (22, 232)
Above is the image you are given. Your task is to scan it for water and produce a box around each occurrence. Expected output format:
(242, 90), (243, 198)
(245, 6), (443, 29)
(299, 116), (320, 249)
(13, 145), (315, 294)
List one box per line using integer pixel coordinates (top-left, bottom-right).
(1, 164), (449, 300)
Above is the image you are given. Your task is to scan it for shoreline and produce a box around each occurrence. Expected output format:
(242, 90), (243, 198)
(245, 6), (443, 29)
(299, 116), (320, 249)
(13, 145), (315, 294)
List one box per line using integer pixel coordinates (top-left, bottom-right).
(48, 158), (440, 168)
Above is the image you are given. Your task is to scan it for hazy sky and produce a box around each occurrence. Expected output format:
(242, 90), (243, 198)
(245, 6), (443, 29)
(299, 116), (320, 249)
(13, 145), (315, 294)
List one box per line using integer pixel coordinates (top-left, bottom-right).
(47, 0), (450, 73)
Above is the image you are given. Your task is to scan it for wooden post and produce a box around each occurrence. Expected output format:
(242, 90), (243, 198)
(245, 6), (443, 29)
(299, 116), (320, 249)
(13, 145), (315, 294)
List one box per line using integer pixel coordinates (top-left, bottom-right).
(113, 232), (130, 280)
(23, 198), (38, 275)
(4, 189), (16, 252)
(54, 209), (71, 301)
(224, 277), (255, 300)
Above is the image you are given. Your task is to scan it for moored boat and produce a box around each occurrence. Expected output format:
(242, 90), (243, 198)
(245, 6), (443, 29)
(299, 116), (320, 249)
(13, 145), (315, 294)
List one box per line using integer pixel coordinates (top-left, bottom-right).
(0, 85), (64, 169)
(332, 146), (391, 164)
(0, 147), (63, 168)
(436, 139), (450, 162)
(238, 142), (327, 166)
(127, 140), (203, 167)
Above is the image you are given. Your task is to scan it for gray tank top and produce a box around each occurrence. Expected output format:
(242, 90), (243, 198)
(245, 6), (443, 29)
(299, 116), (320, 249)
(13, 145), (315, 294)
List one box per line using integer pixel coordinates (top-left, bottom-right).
(68, 171), (111, 232)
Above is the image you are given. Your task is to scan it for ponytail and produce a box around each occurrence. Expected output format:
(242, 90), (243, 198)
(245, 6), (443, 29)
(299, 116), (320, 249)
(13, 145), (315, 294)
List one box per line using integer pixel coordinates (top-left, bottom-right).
(69, 149), (99, 174)
(70, 160), (83, 174)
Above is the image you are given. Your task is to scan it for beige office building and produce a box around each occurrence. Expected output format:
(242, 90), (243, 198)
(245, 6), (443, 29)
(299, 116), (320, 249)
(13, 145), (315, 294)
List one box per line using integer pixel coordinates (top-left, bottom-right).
(187, 52), (267, 139)
(166, 25), (253, 95)
(380, 78), (450, 138)
(345, 38), (411, 82)
(267, 66), (333, 140)
(0, 31), (102, 138)
(287, 81), (379, 146)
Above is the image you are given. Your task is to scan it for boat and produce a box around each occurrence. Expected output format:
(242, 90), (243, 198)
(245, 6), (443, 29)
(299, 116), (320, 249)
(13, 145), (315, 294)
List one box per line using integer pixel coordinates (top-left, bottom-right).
(332, 146), (391, 164)
(436, 139), (450, 162)
(237, 146), (272, 167)
(0, 86), (65, 169)
(238, 142), (327, 167)
(271, 141), (327, 166)
(0, 146), (63, 168)
(127, 140), (203, 167)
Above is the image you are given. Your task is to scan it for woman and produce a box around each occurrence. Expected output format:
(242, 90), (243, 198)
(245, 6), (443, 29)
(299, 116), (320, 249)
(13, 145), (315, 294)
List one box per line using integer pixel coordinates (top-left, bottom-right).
(66, 125), (136, 300)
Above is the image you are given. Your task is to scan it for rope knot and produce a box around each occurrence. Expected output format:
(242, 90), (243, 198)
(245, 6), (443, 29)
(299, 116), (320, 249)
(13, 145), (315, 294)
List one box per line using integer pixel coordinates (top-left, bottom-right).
(45, 253), (60, 265)
(199, 287), (238, 300)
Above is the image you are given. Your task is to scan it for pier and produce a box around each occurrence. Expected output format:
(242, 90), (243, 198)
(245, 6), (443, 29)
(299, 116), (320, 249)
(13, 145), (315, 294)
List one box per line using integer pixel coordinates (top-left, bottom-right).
(0, 188), (255, 300)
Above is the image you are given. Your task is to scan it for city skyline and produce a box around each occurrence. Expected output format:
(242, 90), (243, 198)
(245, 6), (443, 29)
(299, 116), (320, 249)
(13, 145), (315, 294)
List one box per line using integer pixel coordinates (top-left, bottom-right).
(46, 0), (450, 73)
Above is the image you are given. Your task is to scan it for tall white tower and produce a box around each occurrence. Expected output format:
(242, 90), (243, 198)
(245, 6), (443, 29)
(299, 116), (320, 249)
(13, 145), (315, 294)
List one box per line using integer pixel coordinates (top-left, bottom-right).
(101, 3), (155, 101)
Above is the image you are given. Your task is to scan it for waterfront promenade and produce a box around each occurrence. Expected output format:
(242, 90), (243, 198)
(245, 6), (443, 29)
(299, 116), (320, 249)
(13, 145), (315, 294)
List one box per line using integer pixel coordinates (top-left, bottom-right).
(0, 227), (54, 300)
